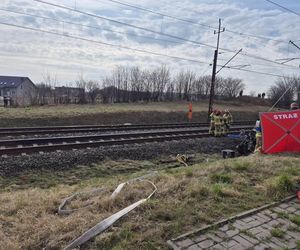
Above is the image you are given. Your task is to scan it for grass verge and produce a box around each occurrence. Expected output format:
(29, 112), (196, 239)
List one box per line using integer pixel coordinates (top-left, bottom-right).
(0, 153), (299, 249)
(0, 101), (268, 126)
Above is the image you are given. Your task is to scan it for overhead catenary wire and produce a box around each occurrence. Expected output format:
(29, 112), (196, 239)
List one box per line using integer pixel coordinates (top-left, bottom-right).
(0, 8), (199, 48)
(0, 21), (211, 65)
(2, 8), (298, 72)
(2, 7), (298, 72)
(32, 0), (300, 70)
(0, 21), (297, 80)
(264, 0), (300, 17)
(100, 0), (290, 44)
(32, 0), (217, 50)
(216, 48), (242, 74)
(225, 66), (293, 78)
(97, 0), (216, 30)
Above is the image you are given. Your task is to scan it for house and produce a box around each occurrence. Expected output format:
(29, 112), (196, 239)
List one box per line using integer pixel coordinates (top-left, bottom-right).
(0, 76), (37, 106)
(54, 86), (85, 104)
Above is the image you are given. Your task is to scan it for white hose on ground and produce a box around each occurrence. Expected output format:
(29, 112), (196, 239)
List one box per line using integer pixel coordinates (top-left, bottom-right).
(61, 172), (158, 250)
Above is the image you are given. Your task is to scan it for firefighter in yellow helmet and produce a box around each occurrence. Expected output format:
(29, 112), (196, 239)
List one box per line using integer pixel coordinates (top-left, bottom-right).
(223, 109), (233, 136)
(209, 109), (217, 135)
(214, 110), (222, 137)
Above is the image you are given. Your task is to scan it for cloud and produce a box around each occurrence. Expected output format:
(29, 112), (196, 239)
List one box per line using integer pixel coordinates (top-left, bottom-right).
(0, 0), (299, 93)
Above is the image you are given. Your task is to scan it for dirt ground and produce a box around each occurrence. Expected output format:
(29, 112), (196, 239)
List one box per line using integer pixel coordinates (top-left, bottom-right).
(0, 100), (270, 127)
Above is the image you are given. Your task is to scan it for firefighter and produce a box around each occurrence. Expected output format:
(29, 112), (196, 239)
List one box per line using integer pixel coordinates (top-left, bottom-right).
(254, 118), (262, 153)
(220, 110), (226, 136)
(209, 110), (216, 135)
(290, 102), (299, 110)
(214, 110), (222, 137)
(223, 109), (233, 136)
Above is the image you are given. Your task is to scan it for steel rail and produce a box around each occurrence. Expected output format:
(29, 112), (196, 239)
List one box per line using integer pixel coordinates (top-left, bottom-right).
(0, 127), (250, 156)
(0, 120), (254, 136)
(0, 125), (252, 147)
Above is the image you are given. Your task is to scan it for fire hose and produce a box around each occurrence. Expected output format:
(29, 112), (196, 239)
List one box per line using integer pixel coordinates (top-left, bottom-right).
(59, 172), (158, 250)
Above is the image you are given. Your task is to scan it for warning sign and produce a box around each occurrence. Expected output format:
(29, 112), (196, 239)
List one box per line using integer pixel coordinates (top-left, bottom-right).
(260, 110), (300, 154)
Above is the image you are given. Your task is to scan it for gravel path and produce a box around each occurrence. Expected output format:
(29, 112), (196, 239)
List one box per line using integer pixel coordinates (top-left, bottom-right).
(0, 137), (239, 176)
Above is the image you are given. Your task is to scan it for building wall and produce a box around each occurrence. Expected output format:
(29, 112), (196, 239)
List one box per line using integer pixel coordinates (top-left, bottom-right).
(14, 79), (37, 106)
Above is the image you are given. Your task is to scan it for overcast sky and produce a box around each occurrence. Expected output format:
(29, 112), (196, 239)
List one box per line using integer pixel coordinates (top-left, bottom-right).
(0, 0), (299, 94)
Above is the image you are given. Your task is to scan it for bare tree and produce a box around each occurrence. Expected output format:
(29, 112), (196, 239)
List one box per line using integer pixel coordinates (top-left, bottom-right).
(191, 76), (206, 100)
(175, 70), (195, 101)
(99, 65), (248, 103)
(130, 66), (143, 102)
(175, 72), (184, 100)
(221, 77), (245, 98)
(86, 80), (100, 104)
(75, 75), (87, 104)
(142, 70), (153, 102)
(36, 83), (53, 105)
(268, 76), (299, 108)
(156, 65), (170, 101)
(36, 73), (58, 105)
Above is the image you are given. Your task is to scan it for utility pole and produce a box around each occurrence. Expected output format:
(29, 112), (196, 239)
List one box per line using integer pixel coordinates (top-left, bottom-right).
(208, 18), (225, 120)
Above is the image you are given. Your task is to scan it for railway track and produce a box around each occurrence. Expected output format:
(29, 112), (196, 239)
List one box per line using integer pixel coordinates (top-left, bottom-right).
(0, 125), (252, 156)
(0, 120), (255, 136)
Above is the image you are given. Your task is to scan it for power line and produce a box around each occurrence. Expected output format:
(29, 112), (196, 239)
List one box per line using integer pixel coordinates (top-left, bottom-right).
(224, 29), (287, 44)
(217, 57), (296, 70)
(2, 7), (292, 70)
(32, 0), (300, 70)
(0, 21), (296, 79)
(264, 0), (300, 17)
(290, 40), (300, 50)
(216, 49), (242, 74)
(0, 8), (198, 48)
(226, 66), (292, 78)
(32, 0), (217, 50)
(97, 0), (215, 30)
(2, 8), (297, 72)
(12, 5), (287, 62)
(0, 21), (210, 65)
(101, 0), (289, 44)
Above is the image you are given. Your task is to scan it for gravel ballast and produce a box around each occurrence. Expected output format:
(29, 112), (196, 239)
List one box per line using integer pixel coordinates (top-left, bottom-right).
(0, 137), (240, 176)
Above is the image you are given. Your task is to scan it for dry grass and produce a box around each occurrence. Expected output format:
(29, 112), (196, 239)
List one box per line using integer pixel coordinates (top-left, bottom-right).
(1, 154), (299, 249)
(0, 101), (269, 120)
